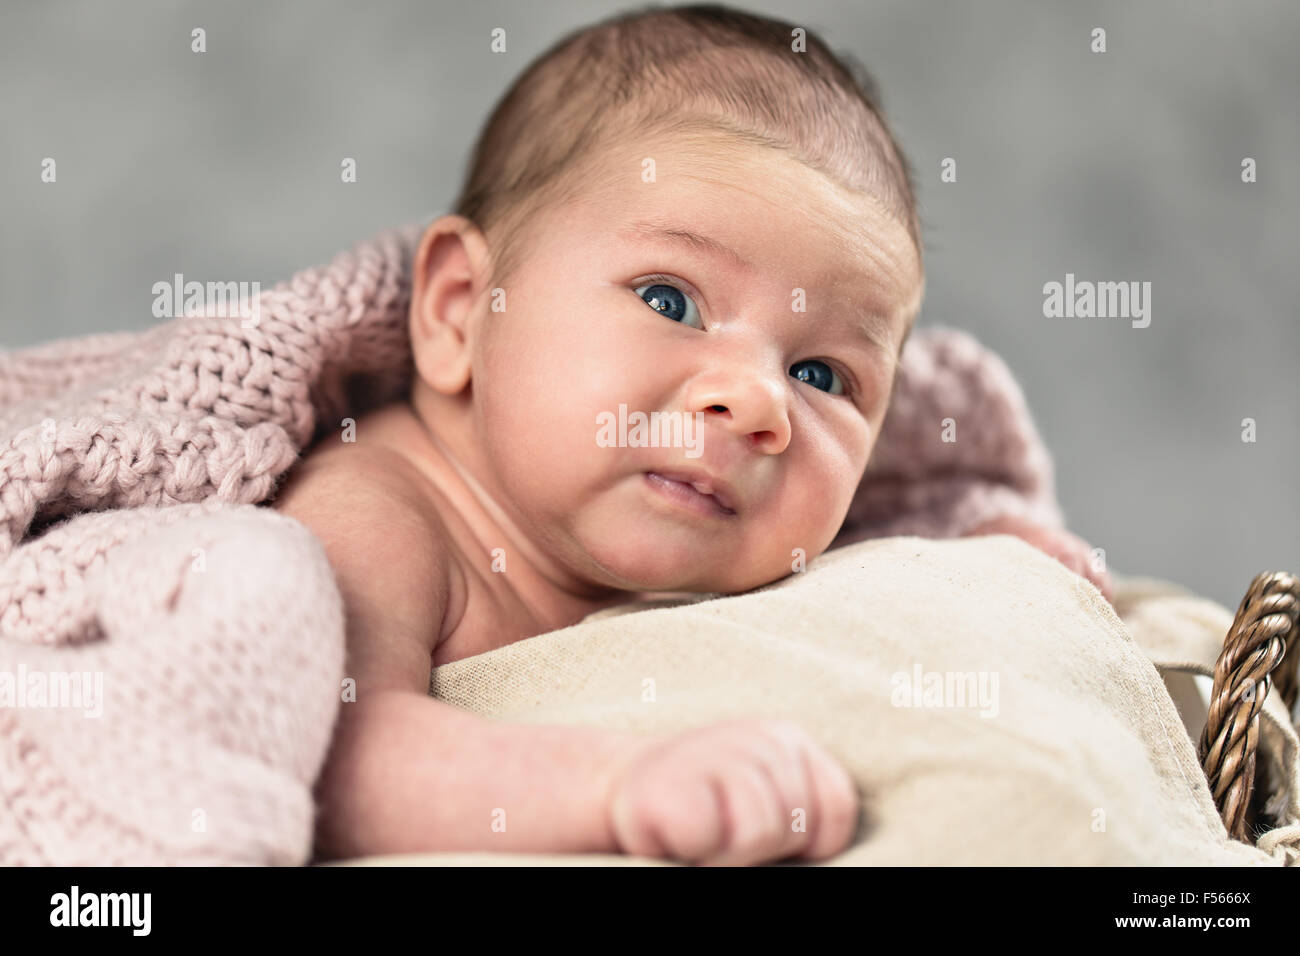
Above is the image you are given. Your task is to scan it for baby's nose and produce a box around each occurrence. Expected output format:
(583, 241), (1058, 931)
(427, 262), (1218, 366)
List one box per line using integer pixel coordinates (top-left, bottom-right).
(689, 377), (791, 454)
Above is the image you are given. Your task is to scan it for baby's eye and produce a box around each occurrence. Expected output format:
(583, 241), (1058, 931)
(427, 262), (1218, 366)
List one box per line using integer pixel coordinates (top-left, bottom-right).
(790, 360), (845, 396)
(634, 281), (704, 330)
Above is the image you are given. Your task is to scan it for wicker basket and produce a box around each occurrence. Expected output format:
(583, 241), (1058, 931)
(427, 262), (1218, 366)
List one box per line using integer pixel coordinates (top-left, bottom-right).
(1199, 571), (1300, 843)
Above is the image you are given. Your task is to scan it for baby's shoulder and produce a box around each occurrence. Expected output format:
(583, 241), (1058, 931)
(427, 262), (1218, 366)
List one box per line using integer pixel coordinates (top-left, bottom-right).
(271, 443), (461, 692)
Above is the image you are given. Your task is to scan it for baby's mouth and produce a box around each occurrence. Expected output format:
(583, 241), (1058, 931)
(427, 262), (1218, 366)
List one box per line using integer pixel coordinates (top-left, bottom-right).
(643, 471), (738, 518)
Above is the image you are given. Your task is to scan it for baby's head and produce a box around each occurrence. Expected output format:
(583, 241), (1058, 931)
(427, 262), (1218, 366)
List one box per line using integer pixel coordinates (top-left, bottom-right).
(409, 3), (924, 595)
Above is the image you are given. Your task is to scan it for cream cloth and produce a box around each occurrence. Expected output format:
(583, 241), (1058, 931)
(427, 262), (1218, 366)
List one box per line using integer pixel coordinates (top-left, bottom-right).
(338, 534), (1291, 866)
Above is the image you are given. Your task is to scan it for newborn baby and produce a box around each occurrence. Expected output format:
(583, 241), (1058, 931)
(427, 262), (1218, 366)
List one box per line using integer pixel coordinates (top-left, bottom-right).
(273, 5), (1110, 866)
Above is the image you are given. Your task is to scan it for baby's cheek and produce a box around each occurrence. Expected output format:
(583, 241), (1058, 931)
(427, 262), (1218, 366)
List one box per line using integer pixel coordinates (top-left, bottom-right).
(777, 473), (852, 558)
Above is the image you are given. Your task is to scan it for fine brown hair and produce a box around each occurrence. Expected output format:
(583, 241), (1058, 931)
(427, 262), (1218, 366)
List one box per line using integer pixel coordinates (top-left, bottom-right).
(453, 2), (924, 343)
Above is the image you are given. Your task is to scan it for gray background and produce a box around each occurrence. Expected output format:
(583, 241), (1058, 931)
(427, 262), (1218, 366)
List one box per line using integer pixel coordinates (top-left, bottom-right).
(1, 0), (1296, 609)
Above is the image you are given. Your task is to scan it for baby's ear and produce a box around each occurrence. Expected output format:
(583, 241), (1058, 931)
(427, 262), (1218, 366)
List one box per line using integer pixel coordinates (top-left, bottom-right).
(408, 215), (490, 393)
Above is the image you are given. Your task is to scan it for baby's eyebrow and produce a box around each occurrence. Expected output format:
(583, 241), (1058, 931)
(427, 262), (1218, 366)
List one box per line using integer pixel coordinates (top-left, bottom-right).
(846, 310), (895, 361)
(624, 218), (897, 362)
(624, 220), (751, 271)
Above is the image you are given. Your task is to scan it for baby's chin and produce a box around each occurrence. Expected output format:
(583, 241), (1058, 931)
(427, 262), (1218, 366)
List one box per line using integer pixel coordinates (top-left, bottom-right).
(585, 548), (787, 595)
(571, 512), (800, 595)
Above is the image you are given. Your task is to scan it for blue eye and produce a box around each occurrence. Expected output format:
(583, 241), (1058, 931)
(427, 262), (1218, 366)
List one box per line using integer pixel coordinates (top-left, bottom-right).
(634, 280), (849, 398)
(634, 281), (704, 330)
(791, 360), (845, 395)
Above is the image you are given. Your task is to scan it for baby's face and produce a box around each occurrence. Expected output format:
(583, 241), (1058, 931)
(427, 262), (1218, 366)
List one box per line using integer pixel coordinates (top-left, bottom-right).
(468, 131), (922, 593)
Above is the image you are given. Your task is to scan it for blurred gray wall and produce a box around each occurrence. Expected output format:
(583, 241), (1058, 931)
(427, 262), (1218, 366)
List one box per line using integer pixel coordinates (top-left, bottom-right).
(1, 0), (1296, 609)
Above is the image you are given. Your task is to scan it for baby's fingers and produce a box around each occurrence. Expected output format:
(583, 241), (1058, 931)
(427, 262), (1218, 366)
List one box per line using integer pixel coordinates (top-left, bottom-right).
(791, 742), (861, 861)
(742, 720), (860, 861)
(699, 762), (786, 867)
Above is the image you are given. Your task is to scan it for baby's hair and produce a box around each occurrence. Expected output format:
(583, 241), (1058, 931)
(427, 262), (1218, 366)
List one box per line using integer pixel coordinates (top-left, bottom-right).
(453, 1), (924, 352)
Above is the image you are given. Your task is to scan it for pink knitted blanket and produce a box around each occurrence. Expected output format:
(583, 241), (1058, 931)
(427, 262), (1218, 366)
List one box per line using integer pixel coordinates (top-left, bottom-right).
(0, 223), (1061, 865)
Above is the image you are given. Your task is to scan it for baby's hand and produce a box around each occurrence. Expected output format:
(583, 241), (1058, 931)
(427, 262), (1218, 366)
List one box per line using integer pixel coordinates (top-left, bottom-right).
(604, 718), (860, 866)
(965, 514), (1114, 602)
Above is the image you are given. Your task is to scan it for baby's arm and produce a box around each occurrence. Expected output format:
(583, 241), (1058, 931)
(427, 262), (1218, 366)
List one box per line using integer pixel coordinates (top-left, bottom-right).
(315, 688), (635, 860)
(276, 451), (862, 865)
(273, 454), (635, 860)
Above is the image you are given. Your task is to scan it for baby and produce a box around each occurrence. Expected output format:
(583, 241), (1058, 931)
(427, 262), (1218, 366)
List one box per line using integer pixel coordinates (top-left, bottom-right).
(273, 4), (1110, 866)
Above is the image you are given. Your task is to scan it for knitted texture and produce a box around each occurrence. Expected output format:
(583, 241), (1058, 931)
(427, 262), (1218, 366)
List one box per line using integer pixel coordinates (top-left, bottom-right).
(0, 224), (421, 865)
(0, 221), (1061, 864)
(0, 502), (343, 865)
(0, 224), (421, 553)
